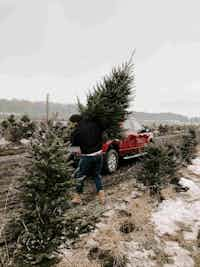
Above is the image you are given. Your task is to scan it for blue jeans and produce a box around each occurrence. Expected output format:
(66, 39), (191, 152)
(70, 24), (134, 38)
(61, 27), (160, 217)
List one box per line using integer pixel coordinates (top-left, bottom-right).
(74, 154), (103, 193)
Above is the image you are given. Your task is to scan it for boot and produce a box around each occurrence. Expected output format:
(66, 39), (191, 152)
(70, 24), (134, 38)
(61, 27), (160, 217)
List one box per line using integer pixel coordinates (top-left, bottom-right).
(71, 193), (81, 205)
(98, 190), (106, 205)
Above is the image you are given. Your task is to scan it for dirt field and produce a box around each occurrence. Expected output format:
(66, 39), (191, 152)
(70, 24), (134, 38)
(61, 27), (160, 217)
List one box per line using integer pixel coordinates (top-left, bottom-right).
(1, 139), (200, 267)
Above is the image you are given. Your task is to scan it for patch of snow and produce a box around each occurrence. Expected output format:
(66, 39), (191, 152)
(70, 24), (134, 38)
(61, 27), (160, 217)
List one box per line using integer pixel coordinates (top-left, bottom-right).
(179, 177), (200, 199)
(188, 157), (200, 175)
(152, 157), (200, 266)
(163, 241), (194, 267)
(20, 138), (30, 145)
(152, 198), (192, 236)
(191, 158), (200, 166)
(183, 226), (199, 241)
(85, 239), (99, 249)
(153, 197), (200, 237)
(0, 138), (10, 146)
(123, 241), (156, 267)
(188, 165), (200, 175)
(152, 175), (200, 237)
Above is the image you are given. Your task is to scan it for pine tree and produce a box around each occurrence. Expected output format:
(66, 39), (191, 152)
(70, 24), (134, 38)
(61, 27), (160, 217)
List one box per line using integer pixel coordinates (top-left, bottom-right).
(180, 127), (197, 163)
(78, 59), (135, 139)
(137, 143), (179, 195)
(1, 114), (36, 142)
(20, 114), (31, 123)
(11, 123), (73, 266)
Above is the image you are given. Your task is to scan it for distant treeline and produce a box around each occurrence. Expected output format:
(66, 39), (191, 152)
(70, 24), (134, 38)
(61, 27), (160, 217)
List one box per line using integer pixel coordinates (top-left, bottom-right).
(134, 112), (190, 124)
(0, 99), (199, 123)
(0, 99), (78, 120)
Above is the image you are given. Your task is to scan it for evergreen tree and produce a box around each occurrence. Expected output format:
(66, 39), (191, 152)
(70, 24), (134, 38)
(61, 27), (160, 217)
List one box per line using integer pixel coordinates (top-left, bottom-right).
(1, 114), (36, 142)
(20, 114), (31, 123)
(3, 115), (23, 143)
(158, 124), (169, 136)
(138, 143), (179, 194)
(20, 117), (37, 139)
(9, 123), (73, 266)
(180, 127), (197, 163)
(7, 114), (16, 124)
(78, 59), (135, 139)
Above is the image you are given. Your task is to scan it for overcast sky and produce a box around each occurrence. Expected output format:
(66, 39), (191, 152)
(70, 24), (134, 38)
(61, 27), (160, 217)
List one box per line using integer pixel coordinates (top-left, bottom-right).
(0, 0), (200, 117)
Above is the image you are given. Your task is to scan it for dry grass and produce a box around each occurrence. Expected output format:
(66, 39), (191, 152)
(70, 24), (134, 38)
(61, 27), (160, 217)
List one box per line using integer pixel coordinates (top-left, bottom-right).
(58, 263), (100, 267)
(57, 258), (101, 267)
(56, 249), (101, 267)
(0, 180), (15, 266)
(194, 252), (200, 267)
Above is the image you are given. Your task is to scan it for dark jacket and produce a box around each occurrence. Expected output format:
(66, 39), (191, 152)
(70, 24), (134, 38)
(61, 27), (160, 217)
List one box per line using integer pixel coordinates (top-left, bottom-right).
(70, 119), (103, 154)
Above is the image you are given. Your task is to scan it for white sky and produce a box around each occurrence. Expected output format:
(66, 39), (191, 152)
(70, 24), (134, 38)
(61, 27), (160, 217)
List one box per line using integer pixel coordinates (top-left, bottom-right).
(0, 0), (200, 117)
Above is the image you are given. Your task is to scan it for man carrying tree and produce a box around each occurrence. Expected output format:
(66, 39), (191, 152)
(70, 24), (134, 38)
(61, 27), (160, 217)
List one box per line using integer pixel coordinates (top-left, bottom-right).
(69, 114), (105, 205)
(69, 55), (135, 206)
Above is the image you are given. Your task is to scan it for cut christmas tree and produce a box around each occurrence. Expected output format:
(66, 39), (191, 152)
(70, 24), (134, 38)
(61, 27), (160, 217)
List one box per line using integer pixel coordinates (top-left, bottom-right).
(78, 56), (136, 139)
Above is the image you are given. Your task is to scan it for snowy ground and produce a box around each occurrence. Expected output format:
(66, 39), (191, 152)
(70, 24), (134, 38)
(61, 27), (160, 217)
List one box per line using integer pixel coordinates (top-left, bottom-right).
(58, 154), (200, 267)
(0, 138), (10, 146)
(152, 156), (200, 267)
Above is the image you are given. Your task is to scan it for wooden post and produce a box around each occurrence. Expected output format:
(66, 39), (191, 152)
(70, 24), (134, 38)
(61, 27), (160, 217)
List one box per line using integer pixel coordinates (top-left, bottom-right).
(46, 93), (50, 124)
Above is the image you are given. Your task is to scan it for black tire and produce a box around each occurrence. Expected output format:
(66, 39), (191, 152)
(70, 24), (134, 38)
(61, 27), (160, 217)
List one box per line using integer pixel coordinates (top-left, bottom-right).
(104, 149), (119, 174)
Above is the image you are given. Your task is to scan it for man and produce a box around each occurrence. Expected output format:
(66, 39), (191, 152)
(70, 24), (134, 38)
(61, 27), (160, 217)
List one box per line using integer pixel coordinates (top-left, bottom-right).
(69, 114), (105, 205)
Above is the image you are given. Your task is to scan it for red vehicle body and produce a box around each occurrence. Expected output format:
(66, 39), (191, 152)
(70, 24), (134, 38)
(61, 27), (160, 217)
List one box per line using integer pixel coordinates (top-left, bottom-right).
(102, 118), (153, 173)
(70, 117), (153, 173)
